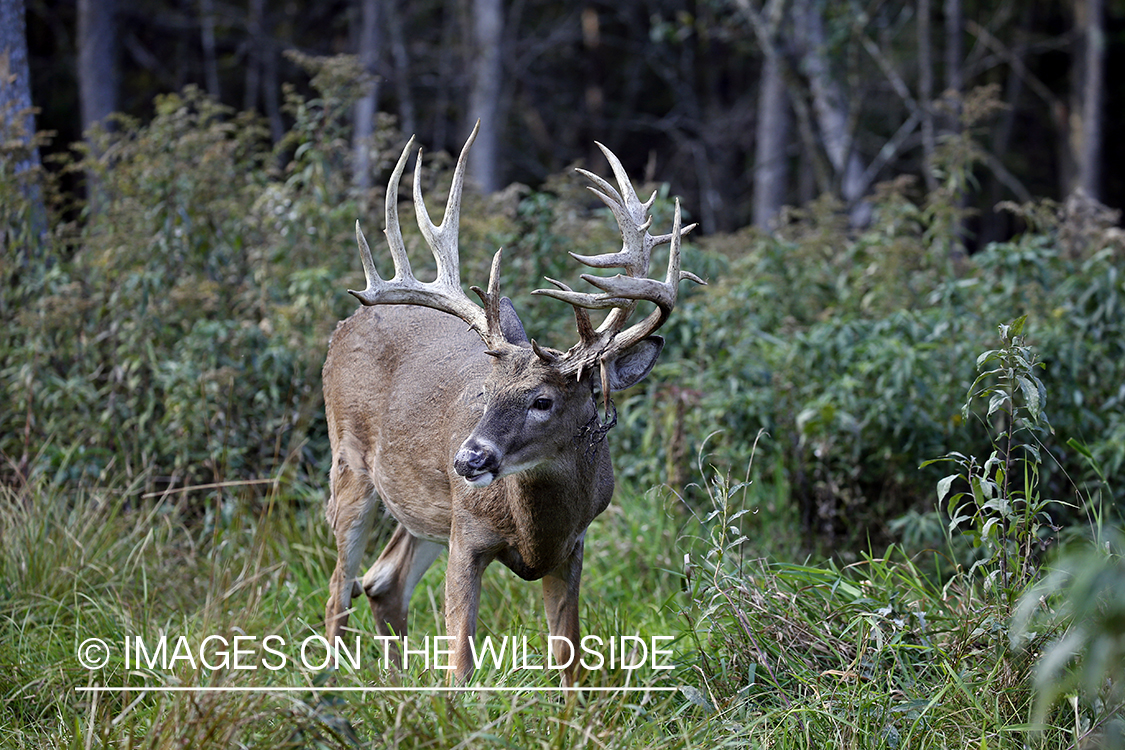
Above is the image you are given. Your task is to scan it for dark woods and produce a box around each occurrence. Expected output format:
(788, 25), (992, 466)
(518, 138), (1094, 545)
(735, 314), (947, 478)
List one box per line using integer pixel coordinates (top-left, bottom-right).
(22, 0), (1125, 238)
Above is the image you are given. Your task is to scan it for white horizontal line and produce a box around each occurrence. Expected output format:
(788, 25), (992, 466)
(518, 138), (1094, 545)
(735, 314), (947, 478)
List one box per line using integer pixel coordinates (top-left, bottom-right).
(76, 686), (678, 693)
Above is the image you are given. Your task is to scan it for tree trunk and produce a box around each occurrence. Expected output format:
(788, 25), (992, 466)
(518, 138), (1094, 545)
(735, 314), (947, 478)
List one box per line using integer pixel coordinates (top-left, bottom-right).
(918, 0), (937, 192)
(467, 0), (504, 193)
(77, 0), (117, 214)
(0, 0), (45, 245)
(352, 0), (382, 193)
(77, 0), (117, 133)
(199, 0), (221, 99)
(753, 48), (790, 229)
(1077, 0), (1104, 200)
(431, 0), (457, 151)
(792, 0), (869, 225)
(385, 0), (415, 137)
(0, 0), (38, 164)
(941, 0), (962, 133)
(582, 6), (605, 167)
(243, 0), (264, 112)
(240, 0), (281, 141)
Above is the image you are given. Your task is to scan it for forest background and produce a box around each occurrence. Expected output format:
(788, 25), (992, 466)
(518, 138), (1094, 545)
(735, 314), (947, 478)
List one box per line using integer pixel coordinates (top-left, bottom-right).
(5, 0), (1125, 747)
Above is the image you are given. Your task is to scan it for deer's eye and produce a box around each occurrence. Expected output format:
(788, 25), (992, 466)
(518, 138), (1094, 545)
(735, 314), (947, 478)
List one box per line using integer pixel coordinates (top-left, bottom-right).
(531, 397), (553, 412)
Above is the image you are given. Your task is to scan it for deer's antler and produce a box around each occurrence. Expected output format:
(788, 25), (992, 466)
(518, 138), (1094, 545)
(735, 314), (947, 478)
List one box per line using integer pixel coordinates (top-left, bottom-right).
(533, 143), (705, 377)
(350, 121), (508, 347)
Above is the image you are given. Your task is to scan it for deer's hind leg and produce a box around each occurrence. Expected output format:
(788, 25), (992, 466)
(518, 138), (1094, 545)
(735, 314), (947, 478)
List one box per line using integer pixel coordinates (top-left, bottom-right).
(362, 525), (443, 646)
(325, 461), (378, 645)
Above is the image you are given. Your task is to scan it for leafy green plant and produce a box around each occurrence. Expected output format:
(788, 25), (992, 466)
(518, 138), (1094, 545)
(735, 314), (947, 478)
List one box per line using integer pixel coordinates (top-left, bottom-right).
(1, 64), (381, 495)
(677, 438), (1052, 748)
(924, 315), (1056, 601)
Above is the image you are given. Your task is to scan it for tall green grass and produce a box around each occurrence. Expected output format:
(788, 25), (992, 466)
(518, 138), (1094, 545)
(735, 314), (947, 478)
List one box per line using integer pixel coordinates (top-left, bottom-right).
(0, 459), (1101, 749)
(0, 477), (704, 749)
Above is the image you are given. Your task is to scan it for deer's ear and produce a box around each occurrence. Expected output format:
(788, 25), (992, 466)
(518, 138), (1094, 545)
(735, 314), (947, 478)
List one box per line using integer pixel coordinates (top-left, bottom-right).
(499, 297), (530, 346)
(603, 336), (664, 391)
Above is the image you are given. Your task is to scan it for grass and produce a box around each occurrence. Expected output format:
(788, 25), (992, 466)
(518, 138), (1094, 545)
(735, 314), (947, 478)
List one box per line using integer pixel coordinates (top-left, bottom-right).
(0, 465), (1098, 748)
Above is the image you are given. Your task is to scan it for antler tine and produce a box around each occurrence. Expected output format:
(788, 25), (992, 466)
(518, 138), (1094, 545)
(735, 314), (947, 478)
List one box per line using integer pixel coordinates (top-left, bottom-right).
(597, 199), (704, 355)
(540, 277), (598, 343)
(415, 120), (479, 290)
(570, 146), (655, 278)
(469, 248), (506, 339)
(350, 136), (417, 300)
(348, 126), (498, 344)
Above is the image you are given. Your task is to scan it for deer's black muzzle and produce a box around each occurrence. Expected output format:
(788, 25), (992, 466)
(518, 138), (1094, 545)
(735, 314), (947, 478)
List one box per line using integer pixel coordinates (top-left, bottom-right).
(454, 440), (500, 487)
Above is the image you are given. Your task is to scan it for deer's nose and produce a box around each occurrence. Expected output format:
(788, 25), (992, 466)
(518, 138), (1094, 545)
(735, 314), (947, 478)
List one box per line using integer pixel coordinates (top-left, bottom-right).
(454, 440), (500, 486)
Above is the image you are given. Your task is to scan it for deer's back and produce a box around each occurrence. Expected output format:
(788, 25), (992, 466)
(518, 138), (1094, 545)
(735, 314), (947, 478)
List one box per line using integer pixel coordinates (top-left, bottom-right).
(323, 305), (488, 540)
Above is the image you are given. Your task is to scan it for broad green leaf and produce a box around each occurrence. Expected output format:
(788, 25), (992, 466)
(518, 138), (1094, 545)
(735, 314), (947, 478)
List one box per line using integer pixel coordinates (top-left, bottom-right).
(987, 391), (1010, 418)
(937, 474), (959, 503)
(1018, 442), (1041, 463)
(975, 349), (999, 369)
(1017, 375), (1040, 418)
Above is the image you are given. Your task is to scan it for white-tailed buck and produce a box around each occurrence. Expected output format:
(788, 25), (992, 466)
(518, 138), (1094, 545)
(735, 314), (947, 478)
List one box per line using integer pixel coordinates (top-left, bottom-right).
(323, 122), (702, 684)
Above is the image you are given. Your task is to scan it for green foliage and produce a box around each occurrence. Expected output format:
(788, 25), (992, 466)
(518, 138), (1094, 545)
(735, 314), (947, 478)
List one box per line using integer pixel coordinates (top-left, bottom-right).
(0, 469), (1082, 750)
(1012, 536), (1125, 745)
(676, 450), (1063, 748)
(4, 68), (1125, 559)
(619, 123), (1125, 552)
(2, 71), (373, 495)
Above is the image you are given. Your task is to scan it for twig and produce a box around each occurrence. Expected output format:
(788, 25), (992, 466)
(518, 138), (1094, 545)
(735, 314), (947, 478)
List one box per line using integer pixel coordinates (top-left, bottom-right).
(141, 478), (278, 499)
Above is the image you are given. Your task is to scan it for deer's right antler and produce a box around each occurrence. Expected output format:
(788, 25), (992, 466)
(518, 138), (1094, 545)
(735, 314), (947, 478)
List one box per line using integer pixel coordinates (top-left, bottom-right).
(350, 121), (508, 348)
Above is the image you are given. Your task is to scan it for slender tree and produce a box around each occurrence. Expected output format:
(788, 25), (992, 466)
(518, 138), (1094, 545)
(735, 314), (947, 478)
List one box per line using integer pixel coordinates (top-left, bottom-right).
(78, 0), (117, 133)
(468, 0), (504, 192)
(918, 0), (938, 192)
(199, 0), (221, 99)
(1077, 0), (1105, 200)
(77, 0), (117, 213)
(384, 0), (415, 137)
(753, 35), (790, 228)
(352, 0), (381, 193)
(791, 0), (869, 225)
(0, 0), (38, 165)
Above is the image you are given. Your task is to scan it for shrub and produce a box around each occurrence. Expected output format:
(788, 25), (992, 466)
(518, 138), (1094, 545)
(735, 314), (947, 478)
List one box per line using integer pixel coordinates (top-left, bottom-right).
(1, 74), (367, 494)
(620, 181), (1125, 553)
(3, 74), (1124, 558)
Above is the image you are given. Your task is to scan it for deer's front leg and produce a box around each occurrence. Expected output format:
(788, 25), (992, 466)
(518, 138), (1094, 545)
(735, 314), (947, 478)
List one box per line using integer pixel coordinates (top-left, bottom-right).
(443, 526), (490, 683)
(542, 536), (584, 687)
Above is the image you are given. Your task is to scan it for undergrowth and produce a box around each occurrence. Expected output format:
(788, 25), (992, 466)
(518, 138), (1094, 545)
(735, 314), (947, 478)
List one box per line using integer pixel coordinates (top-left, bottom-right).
(2, 338), (1121, 748)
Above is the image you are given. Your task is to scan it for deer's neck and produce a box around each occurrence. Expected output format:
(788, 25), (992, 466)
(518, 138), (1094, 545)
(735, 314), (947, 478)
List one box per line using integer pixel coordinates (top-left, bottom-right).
(493, 446), (612, 579)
